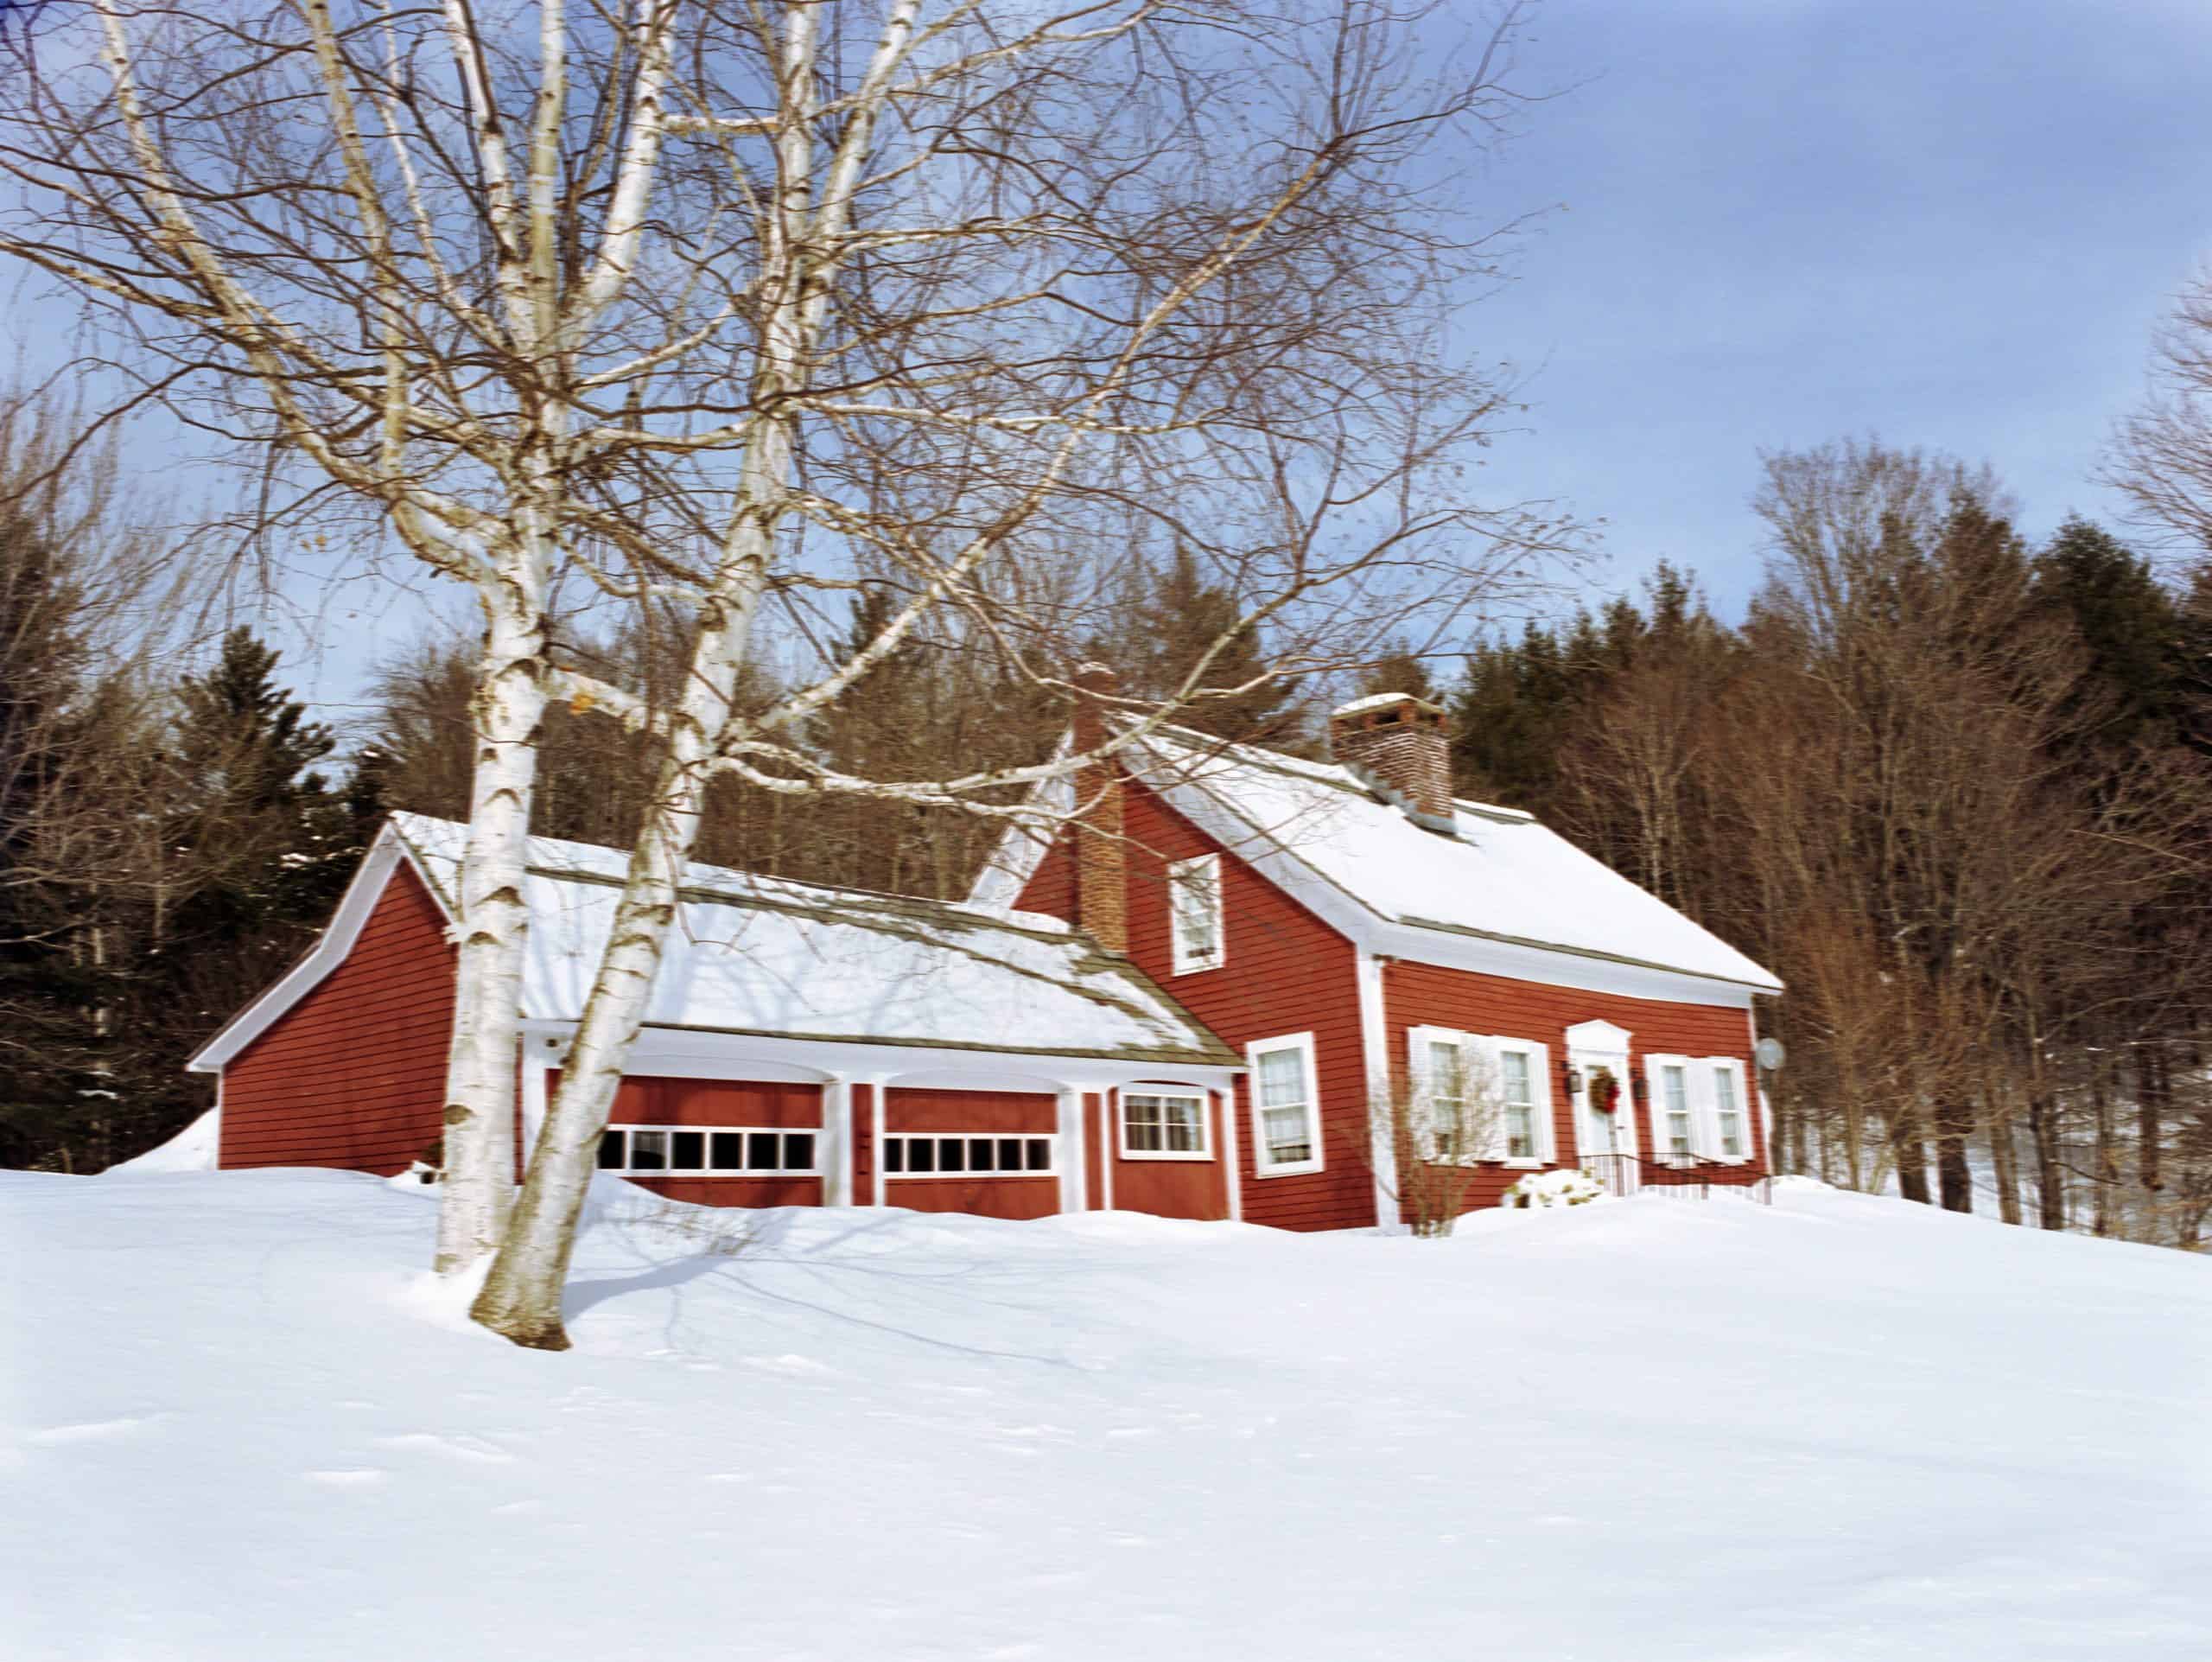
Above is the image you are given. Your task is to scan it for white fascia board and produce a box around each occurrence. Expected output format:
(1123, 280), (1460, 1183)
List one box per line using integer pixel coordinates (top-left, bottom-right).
(1368, 918), (1770, 1008)
(186, 828), (453, 1073)
(522, 1020), (1243, 1097)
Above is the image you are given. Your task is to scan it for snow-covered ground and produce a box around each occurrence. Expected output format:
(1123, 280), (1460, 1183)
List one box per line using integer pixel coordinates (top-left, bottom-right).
(5, 1171), (2208, 1661)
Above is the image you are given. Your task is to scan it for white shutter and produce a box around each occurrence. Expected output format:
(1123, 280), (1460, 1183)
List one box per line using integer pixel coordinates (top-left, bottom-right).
(1520, 1040), (1554, 1163)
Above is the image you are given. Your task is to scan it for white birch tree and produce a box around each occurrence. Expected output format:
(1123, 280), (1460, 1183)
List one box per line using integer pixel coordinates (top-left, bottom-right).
(1, 0), (1573, 1337)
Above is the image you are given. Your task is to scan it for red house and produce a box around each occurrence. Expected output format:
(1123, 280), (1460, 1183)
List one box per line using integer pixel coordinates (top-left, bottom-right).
(188, 691), (1782, 1230)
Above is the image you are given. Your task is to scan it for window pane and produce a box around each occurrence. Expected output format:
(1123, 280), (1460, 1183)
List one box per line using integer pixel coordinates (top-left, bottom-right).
(998, 1138), (1023, 1172)
(597, 1130), (626, 1170)
(784, 1133), (816, 1172)
(746, 1131), (778, 1171)
(1507, 1105), (1535, 1160)
(1500, 1049), (1532, 1105)
(885, 1138), (906, 1174)
(1663, 1066), (1688, 1112)
(1166, 1097), (1203, 1153)
(709, 1131), (745, 1170)
(1257, 1048), (1305, 1107)
(969, 1137), (995, 1173)
(1126, 1095), (1164, 1151)
(1262, 1105), (1312, 1163)
(1714, 1070), (1738, 1113)
(940, 1137), (965, 1173)
(630, 1130), (668, 1171)
(1025, 1138), (1052, 1171)
(907, 1138), (934, 1174)
(669, 1131), (705, 1170)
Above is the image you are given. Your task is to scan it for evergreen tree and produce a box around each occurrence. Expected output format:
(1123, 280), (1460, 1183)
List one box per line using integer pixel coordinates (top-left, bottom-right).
(1117, 546), (1304, 746)
(1356, 643), (1441, 703)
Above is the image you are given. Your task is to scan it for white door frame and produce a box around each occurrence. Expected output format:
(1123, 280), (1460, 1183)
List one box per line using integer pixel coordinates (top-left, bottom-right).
(1564, 1020), (1638, 1194)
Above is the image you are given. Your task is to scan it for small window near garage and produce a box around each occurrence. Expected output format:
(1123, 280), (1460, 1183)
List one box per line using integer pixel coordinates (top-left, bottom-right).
(1122, 1089), (1210, 1159)
(1168, 854), (1225, 976)
(630, 1130), (670, 1171)
(671, 1130), (706, 1171)
(882, 1133), (1056, 1177)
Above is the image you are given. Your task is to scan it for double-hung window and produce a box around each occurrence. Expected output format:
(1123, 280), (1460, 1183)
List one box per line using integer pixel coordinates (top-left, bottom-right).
(1497, 1046), (1540, 1161)
(1408, 1028), (1552, 1165)
(1121, 1088), (1211, 1159)
(1168, 854), (1224, 975)
(1248, 1033), (1322, 1175)
(1641, 1056), (1756, 1163)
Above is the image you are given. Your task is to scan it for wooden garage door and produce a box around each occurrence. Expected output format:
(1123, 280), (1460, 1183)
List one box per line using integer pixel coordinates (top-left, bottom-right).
(881, 1087), (1060, 1220)
(588, 1074), (824, 1208)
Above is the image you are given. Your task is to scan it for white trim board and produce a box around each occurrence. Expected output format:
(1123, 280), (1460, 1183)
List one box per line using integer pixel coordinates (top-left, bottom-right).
(187, 828), (452, 1073)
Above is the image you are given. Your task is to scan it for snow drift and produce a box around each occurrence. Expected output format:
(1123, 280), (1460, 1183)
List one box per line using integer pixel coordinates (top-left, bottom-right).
(4, 1169), (2206, 1661)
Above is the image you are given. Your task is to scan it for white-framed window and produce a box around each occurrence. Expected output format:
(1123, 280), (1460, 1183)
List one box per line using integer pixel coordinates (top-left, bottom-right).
(1408, 1028), (1554, 1165)
(1168, 853), (1225, 975)
(1708, 1059), (1750, 1162)
(882, 1133), (1056, 1177)
(1248, 1032), (1323, 1176)
(597, 1124), (817, 1175)
(1641, 1055), (1755, 1163)
(1120, 1087), (1211, 1160)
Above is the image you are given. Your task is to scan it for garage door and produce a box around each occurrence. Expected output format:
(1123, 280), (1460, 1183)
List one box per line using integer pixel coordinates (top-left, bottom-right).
(880, 1087), (1060, 1220)
(589, 1074), (824, 1208)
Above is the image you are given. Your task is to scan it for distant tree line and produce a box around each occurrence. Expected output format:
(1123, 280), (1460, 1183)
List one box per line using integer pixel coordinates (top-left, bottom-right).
(1436, 443), (2212, 1246)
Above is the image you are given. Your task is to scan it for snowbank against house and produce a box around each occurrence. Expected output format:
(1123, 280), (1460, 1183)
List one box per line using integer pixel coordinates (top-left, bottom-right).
(4, 1171), (2207, 1662)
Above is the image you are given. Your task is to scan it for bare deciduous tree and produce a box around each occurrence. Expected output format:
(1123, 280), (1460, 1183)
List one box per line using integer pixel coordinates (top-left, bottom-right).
(2, 0), (1575, 1335)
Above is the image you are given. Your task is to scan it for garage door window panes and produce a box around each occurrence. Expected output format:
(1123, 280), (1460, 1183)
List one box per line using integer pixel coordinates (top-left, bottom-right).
(596, 1126), (816, 1175)
(883, 1134), (1054, 1175)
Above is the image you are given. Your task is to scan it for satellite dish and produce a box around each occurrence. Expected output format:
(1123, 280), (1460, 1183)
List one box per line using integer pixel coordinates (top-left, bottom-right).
(1755, 1036), (1787, 1072)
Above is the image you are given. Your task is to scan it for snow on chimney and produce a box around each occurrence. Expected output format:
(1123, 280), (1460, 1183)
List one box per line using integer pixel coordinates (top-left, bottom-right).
(1071, 663), (1128, 956)
(1328, 691), (1456, 831)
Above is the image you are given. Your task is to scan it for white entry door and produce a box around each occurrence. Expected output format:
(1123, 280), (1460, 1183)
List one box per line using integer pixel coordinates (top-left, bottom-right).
(1564, 1021), (1638, 1196)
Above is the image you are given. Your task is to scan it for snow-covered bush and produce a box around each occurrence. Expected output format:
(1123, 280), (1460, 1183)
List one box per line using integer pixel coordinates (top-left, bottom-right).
(1500, 1168), (1605, 1209)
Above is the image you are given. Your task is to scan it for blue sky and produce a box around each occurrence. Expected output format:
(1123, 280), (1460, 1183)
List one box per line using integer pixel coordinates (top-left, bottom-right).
(1464, 0), (2212, 620)
(7, 0), (2209, 713)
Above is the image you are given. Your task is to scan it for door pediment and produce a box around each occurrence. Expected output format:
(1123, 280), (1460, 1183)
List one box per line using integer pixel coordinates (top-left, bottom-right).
(1564, 1018), (1632, 1054)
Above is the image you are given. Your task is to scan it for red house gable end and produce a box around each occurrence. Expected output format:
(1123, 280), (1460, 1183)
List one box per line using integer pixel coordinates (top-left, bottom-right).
(219, 859), (456, 1176)
(1017, 773), (1373, 1232)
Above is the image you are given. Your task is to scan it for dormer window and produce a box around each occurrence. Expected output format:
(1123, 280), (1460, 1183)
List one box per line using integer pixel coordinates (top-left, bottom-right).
(1168, 853), (1224, 975)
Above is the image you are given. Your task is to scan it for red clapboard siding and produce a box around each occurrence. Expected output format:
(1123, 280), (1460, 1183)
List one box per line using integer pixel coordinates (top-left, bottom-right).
(1382, 958), (1766, 1214)
(1018, 774), (1374, 1232)
(220, 861), (454, 1176)
(593, 1075), (823, 1129)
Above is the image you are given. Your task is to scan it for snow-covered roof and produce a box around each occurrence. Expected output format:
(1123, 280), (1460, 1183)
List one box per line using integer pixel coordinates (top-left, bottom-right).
(390, 814), (1237, 1066)
(1103, 729), (1782, 994)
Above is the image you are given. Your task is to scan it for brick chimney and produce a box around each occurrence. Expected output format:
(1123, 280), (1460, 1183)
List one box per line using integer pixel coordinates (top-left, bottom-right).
(1071, 663), (1127, 956)
(1328, 692), (1456, 831)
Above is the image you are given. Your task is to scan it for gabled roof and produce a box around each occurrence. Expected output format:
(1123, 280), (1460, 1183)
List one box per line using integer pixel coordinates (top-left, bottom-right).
(262, 814), (1232, 1069)
(973, 727), (1783, 996)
